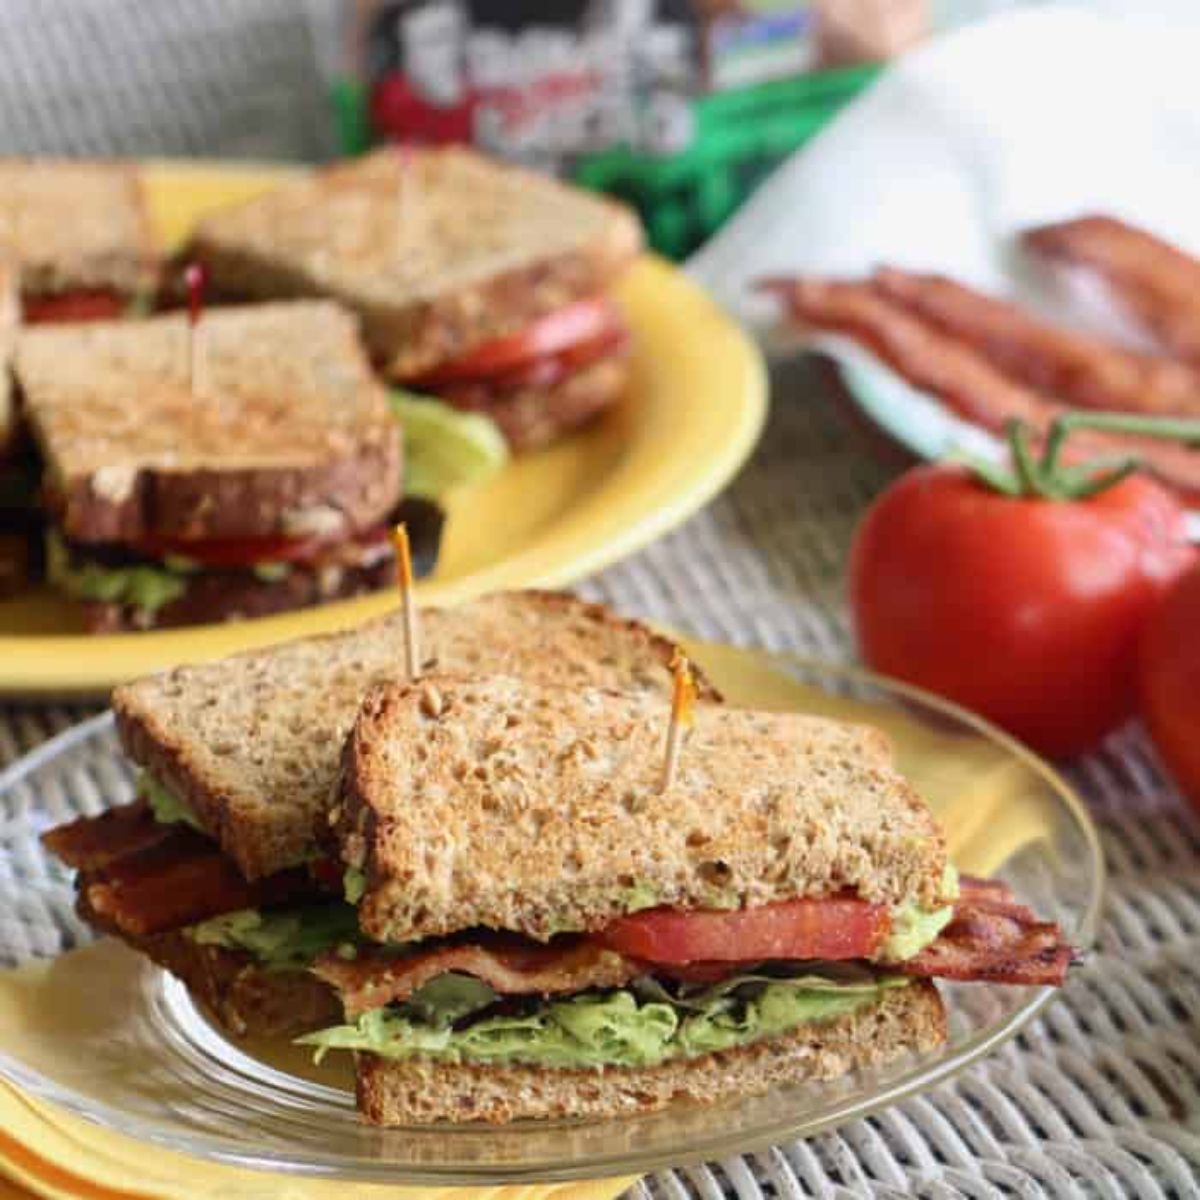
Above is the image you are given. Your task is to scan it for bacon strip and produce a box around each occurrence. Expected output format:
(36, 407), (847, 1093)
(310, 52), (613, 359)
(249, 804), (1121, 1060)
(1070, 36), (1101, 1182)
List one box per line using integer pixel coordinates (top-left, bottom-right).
(317, 874), (1077, 1014)
(871, 267), (1200, 417)
(76, 828), (323, 937)
(765, 276), (1200, 501)
(1024, 216), (1200, 365)
(42, 801), (172, 871)
(894, 874), (1077, 987)
(316, 937), (645, 1018)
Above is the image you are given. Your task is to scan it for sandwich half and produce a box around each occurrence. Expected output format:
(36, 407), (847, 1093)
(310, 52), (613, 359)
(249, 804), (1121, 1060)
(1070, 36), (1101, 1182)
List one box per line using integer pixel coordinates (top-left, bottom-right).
(307, 675), (1076, 1124)
(42, 591), (717, 1037)
(186, 148), (643, 450)
(15, 300), (403, 631)
(0, 159), (156, 322)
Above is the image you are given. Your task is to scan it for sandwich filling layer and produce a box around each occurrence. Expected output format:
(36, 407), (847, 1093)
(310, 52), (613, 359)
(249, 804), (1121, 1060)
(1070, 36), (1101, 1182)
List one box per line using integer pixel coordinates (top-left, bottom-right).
(302, 968), (909, 1069)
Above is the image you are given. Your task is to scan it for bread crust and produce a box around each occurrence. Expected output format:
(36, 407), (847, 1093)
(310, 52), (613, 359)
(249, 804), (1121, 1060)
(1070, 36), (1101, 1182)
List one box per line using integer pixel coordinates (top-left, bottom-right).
(0, 159), (156, 298)
(187, 148), (643, 379)
(355, 981), (946, 1125)
(17, 301), (402, 542)
(113, 591), (718, 881)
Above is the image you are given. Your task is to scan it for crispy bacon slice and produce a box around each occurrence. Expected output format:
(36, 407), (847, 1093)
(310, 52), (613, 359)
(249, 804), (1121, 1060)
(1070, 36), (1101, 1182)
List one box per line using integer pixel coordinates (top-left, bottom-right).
(42, 801), (172, 871)
(893, 874), (1077, 987)
(871, 267), (1200, 417)
(316, 936), (645, 1018)
(1023, 216), (1200, 365)
(763, 276), (1200, 502)
(77, 829), (323, 937)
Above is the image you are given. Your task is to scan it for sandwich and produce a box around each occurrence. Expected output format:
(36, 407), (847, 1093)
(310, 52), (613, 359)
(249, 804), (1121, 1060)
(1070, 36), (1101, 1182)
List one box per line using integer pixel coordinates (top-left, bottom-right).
(42, 591), (714, 1038)
(0, 260), (38, 597)
(0, 159), (156, 322)
(185, 148), (643, 450)
(304, 675), (1076, 1125)
(14, 300), (403, 632)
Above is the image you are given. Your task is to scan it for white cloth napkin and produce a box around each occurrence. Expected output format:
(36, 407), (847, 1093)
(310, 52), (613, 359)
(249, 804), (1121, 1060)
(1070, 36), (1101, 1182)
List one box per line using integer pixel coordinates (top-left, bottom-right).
(688, 4), (1200, 339)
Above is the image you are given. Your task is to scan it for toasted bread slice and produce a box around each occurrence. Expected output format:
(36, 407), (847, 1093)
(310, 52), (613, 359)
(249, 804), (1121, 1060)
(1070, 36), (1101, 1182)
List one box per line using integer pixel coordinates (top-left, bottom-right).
(15, 301), (401, 543)
(0, 159), (155, 299)
(114, 591), (718, 882)
(337, 676), (946, 946)
(355, 981), (945, 1125)
(187, 148), (643, 380)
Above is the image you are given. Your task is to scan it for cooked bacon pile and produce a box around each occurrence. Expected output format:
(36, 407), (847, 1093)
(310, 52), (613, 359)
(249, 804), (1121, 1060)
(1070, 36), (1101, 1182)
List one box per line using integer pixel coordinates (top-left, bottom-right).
(764, 216), (1200, 503)
(43, 801), (327, 937)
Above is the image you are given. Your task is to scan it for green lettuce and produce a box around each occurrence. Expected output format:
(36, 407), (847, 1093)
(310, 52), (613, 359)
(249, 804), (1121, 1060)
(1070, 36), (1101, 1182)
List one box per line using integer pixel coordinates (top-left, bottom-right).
(389, 390), (508, 498)
(187, 902), (362, 972)
(301, 969), (908, 1069)
(47, 532), (188, 614)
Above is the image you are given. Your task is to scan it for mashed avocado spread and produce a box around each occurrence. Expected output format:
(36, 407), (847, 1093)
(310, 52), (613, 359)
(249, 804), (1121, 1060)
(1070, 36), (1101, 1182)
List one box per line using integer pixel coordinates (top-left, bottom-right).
(187, 904), (362, 972)
(139, 773), (206, 832)
(301, 970), (909, 1069)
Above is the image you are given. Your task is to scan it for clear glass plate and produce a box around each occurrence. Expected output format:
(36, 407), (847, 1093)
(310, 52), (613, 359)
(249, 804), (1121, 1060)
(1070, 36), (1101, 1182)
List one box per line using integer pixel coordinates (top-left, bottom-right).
(0, 645), (1103, 1184)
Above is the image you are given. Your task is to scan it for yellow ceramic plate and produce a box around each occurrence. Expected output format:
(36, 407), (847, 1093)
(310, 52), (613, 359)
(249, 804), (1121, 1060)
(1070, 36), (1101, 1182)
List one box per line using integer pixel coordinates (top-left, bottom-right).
(0, 161), (767, 698)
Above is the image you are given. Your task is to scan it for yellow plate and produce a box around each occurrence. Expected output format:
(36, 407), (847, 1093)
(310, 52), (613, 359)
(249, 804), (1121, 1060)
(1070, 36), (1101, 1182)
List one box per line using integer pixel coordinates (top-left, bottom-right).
(0, 161), (767, 698)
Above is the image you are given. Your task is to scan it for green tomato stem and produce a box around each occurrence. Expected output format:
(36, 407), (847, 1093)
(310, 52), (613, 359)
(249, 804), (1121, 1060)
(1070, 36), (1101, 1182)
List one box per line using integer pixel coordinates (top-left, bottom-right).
(957, 411), (1200, 501)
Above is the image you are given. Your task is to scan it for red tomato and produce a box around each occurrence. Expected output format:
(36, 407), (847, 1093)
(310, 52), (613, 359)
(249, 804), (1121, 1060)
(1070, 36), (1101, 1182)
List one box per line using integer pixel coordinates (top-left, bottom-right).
(851, 464), (1195, 758)
(597, 898), (890, 964)
(1139, 563), (1200, 811)
(412, 299), (623, 387)
(131, 530), (381, 569)
(23, 290), (126, 323)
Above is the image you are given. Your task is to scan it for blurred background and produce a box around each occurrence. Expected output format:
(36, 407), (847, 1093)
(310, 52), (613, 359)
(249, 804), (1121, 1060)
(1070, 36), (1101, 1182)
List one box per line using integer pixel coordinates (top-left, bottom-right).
(0, 0), (1063, 259)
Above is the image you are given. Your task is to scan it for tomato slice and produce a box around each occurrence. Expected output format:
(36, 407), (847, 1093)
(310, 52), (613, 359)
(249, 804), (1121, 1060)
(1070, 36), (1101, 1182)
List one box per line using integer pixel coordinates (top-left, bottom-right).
(23, 290), (127, 324)
(412, 298), (623, 387)
(598, 898), (891, 964)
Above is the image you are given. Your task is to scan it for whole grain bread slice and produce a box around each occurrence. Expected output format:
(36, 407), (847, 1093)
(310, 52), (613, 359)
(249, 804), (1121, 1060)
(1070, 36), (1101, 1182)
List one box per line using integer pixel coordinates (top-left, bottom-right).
(337, 676), (947, 946)
(355, 981), (945, 1125)
(15, 300), (401, 542)
(113, 591), (718, 882)
(0, 159), (156, 298)
(187, 147), (643, 380)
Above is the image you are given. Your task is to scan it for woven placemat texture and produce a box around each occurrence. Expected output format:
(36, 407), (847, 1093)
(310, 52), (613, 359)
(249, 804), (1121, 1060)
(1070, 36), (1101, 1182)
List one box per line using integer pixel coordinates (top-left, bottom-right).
(4, 366), (1199, 1197)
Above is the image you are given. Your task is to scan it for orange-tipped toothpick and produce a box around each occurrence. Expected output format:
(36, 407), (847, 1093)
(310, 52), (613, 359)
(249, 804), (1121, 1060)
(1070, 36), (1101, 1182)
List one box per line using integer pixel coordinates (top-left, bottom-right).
(660, 652), (696, 792)
(184, 262), (207, 396)
(391, 523), (420, 678)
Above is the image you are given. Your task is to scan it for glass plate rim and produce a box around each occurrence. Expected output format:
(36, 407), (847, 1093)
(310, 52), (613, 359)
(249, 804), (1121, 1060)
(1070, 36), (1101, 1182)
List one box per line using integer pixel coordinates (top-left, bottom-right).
(0, 650), (1105, 1184)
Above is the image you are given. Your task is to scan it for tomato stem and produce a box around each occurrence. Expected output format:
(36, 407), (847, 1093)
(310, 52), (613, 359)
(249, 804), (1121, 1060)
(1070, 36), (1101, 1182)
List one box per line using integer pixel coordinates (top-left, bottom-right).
(957, 412), (1200, 501)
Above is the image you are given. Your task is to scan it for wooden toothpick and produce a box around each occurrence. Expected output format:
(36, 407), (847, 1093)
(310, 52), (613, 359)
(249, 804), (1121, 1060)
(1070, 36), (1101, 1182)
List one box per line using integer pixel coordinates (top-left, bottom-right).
(395, 143), (418, 255)
(391, 523), (420, 679)
(184, 262), (207, 397)
(660, 652), (696, 792)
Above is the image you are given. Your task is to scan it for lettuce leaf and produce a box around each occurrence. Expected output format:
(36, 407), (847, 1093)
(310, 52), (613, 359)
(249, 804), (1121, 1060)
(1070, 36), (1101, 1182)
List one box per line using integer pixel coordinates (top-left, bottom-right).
(300, 969), (907, 1069)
